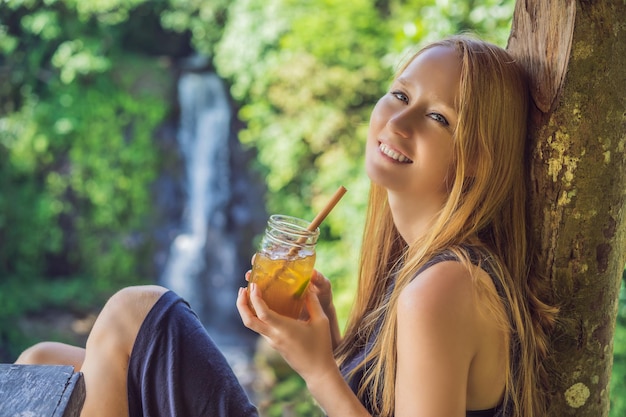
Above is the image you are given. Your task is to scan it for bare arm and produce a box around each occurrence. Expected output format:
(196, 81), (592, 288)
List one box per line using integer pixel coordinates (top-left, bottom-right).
(394, 261), (479, 417)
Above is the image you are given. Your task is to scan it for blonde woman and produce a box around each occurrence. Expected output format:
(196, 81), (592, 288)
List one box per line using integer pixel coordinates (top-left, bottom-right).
(17, 35), (555, 417)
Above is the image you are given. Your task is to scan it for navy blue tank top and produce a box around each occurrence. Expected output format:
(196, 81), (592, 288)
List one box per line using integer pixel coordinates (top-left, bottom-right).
(339, 250), (508, 417)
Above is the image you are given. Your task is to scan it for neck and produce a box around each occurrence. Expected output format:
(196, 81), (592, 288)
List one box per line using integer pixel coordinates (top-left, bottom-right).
(387, 191), (444, 244)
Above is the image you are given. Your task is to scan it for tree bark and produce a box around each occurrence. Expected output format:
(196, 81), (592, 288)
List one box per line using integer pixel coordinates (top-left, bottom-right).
(507, 1), (626, 416)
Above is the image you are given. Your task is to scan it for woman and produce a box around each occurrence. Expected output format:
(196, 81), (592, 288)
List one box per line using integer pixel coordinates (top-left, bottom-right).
(17, 35), (556, 417)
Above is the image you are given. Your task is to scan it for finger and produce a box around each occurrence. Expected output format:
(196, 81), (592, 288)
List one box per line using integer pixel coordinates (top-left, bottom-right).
(309, 270), (325, 289)
(236, 287), (254, 320)
(245, 270), (251, 282)
(236, 287), (268, 334)
(308, 271), (333, 299)
(304, 290), (326, 320)
(248, 283), (275, 323)
(250, 253), (256, 265)
(310, 269), (322, 283)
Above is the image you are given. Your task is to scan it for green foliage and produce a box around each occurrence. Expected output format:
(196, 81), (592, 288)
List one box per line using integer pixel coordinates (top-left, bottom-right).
(1, 53), (167, 286)
(387, 0), (515, 51)
(160, 0), (230, 58)
(0, 98), (64, 277)
(0, 0), (170, 359)
(0, 274), (110, 359)
(264, 373), (325, 417)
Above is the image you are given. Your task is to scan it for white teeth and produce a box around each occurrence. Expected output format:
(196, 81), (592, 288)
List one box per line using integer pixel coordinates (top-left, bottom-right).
(379, 143), (412, 163)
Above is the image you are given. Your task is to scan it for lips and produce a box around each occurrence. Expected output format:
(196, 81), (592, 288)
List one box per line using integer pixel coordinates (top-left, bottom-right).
(379, 143), (413, 163)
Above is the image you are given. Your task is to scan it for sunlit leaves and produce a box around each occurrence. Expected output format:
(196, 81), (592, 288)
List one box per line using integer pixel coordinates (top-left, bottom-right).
(214, 0), (291, 101)
(51, 39), (110, 83)
(385, 0), (515, 67)
(0, 97), (64, 275)
(280, 0), (387, 67)
(215, 0), (389, 208)
(0, 6), (169, 284)
(160, 0), (230, 57)
(20, 10), (61, 40)
(0, 97), (46, 173)
(61, 0), (148, 24)
(0, 25), (18, 55)
(3, 0), (41, 9)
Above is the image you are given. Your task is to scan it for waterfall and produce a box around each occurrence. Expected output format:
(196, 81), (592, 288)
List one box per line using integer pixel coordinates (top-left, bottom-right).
(161, 72), (231, 310)
(160, 69), (262, 390)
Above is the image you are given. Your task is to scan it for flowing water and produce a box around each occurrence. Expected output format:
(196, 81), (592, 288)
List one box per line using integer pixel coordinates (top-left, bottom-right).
(160, 69), (263, 392)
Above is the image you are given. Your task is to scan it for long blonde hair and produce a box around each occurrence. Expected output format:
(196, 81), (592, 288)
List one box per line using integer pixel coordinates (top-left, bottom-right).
(335, 35), (557, 417)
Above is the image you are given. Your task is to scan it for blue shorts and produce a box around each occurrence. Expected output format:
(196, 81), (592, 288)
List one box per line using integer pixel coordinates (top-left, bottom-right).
(127, 290), (258, 417)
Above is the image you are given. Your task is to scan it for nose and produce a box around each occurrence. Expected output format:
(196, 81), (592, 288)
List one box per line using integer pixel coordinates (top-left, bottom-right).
(387, 107), (417, 139)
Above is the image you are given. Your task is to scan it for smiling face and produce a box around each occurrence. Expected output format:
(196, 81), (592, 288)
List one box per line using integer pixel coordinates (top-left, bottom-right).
(365, 45), (462, 217)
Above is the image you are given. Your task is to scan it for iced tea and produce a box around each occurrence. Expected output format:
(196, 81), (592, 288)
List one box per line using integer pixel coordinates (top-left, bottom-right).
(248, 214), (318, 318)
(249, 250), (316, 318)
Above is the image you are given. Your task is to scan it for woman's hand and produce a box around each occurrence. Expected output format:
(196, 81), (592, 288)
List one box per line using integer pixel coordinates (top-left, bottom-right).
(243, 260), (342, 348)
(237, 276), (370, 417)
(236, 283), (337, 384)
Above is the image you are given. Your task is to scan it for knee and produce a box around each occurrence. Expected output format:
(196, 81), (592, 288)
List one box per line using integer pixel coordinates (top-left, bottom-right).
(87, 285), (168, 354)
(105, 285), (169, 318)
(16, 342), (62, 365)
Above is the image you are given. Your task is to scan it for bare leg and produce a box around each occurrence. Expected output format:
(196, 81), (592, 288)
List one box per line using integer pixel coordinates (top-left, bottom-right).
(73, 285), (168, 417)
(16, 341), (86, 371)
(16, 286), (167, 417)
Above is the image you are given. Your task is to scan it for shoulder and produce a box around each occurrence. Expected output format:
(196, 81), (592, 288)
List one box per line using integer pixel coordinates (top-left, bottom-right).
(395, 259), (494, 360)
(397, 260), (477, 320)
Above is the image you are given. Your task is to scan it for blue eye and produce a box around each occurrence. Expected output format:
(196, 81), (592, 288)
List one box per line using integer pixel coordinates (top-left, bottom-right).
(428, 113), (449, 126)
(391, 91), (409, 104)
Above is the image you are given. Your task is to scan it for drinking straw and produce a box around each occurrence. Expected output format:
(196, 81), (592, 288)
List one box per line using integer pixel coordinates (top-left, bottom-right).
(288, 185), (347, 256)
(307, 185), (348, 232)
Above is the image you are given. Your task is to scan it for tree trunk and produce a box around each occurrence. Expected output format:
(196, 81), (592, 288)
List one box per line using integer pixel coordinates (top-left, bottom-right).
(507, 1), (626, 416)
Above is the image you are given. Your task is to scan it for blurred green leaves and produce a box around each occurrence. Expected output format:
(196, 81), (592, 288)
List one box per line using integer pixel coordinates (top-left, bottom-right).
(21, 9), (61, 40)
(160, 0), (230, 57)
(0, 0), (170, 361)
(51, 39), (110, 84)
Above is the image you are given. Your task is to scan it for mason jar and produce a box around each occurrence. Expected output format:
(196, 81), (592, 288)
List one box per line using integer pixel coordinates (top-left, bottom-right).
(248, 214), (319, 318)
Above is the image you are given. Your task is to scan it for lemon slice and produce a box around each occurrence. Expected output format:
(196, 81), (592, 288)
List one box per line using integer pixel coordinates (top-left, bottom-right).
(292, 279), (310, 298)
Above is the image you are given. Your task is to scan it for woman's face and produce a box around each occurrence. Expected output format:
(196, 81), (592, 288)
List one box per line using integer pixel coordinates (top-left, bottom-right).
(365, 45), (462, 208)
